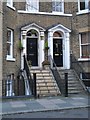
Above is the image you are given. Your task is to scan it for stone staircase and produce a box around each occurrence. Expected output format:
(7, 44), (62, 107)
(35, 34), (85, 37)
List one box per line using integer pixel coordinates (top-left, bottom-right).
(30, 69), (61, 97)
(58, 69), (85, 94)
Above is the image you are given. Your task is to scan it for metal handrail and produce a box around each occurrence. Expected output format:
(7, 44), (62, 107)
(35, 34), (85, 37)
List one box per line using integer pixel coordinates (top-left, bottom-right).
(48, 55), (65, 95)
(23, 55), (33, 95)
(70, 54), (88, 80)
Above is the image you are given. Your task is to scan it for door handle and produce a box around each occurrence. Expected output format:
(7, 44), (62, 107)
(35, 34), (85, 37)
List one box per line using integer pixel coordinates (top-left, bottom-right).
(55, 54), (59, 56)
(29, 54), (34, 56)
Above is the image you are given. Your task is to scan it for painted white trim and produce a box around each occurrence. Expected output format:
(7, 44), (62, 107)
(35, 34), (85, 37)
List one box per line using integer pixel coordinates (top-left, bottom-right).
(21, 24), (45, 69)
(6, 57), (15, 61)
(78, 58), (90, 61)
(77, 0), (89, 14)
(77, 10), (90, 15)
(79, 33), (82, 58)
(18, 10), (72, 17)
(48, 24), (71, 33)
(21, 23), (46, 31)
(7, 4), (16, 11)
(48, 25), (71, 69)
(6, 29), (15, 61)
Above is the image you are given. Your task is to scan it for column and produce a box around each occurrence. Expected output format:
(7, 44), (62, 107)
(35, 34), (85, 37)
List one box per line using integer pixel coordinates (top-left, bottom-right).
(40, 31), (44, 68)
(65, 32), (70, 69)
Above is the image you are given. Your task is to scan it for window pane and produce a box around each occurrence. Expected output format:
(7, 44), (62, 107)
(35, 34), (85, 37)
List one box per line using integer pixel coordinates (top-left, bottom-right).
(80, 1), (85, 10)
(7, 0), (13, 6)
(81, 32), (90, 44)
(82, 73), (90, 79)
(7, 30), (11, 55)
(52, 0), (63, 12)
(7, 30), (11, 42)
(26, 0), (38, 12)
(81, 45), (90, 57)
(7, 43), (10, 55)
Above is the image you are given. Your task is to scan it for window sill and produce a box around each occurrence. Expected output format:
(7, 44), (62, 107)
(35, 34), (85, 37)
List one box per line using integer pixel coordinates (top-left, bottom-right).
(6, 57), (16, 62)
(77, 10), (90, 15)
(7, 4), (16, 11)
(78, 58), (90, 61)
(18, 10), (72, 16)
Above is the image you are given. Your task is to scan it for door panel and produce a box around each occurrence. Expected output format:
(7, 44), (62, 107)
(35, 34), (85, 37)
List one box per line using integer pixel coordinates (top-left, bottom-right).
(27, 38), (38, 66)
(53, 39), (63, 67)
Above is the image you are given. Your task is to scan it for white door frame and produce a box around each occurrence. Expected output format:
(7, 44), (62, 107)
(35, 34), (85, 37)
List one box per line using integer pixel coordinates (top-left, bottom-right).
(20, 23), (45, 69)
(48, 24), (71, 69)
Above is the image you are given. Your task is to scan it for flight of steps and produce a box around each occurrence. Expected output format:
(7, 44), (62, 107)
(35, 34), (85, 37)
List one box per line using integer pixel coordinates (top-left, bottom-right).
(30, 69), (61, 97)
(58, 69), (85, 94)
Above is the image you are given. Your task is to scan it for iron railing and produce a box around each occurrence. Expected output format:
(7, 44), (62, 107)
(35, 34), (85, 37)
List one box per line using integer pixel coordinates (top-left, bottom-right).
(23, 55), (33, 95)
(70, 54), (89, 91)
(70, 54), (88, 79)
(2, 73), (25, 97)
(48, 55), (65, 95)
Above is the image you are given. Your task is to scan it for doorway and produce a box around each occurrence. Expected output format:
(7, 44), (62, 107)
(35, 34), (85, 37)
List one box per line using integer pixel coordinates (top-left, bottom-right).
(27, 38), (38, 66)
(53, 38), (63, 67)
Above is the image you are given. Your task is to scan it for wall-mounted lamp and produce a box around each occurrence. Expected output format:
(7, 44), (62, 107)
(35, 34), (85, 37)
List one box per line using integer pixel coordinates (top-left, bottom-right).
(21, 31), (26, 40)
(40, 31), (44, 40)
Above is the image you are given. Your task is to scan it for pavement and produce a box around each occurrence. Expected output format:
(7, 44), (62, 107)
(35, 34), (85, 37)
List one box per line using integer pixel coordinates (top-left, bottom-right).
(0, 94), (90, 116)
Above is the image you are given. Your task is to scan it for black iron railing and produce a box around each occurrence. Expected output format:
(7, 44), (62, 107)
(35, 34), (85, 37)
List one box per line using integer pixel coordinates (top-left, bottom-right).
(48, 55), (65, 95)
(70, 54), (88, 79)
(23, 55), (33, 95)
(70, 54), (89, 91)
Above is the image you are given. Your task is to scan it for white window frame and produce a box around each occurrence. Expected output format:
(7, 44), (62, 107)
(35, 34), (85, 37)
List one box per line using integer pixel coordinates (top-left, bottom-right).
(7, 0), (13, 7)
(6, 79), (13, 96)
(26, 0), (39, 12)
(6, 28), (15, 61)
(79, 32), (90, 59)
(7, 0), (16, 10)
(78, 0), (89, 13)
(52, 0), (64, 13)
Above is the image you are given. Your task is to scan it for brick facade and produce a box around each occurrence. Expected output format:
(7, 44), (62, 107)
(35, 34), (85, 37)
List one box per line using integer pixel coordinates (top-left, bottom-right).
(2, 1), (90, 96)
(0, 0), (3, 96)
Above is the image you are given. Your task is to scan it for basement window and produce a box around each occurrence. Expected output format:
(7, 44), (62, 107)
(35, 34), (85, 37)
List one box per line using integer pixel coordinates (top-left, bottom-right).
(81, 72), (90, 80)
(6, 74), (15, 96)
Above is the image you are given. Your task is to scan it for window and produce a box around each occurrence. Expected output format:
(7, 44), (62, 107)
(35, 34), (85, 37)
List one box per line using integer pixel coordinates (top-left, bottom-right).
(81, 72), (90, 79)
(6, 29), (15, 61)
(26, 0), (39, 12)
(7, 0), (13, 7)
(78, 0), (89, 12)
(79, 32), (90, 58)
(6, 74), (14, 96)
(52, 0), (64, 13)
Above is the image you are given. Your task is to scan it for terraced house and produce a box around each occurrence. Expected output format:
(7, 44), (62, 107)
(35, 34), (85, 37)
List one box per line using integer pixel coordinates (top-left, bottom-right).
(2, 0), (90, 97)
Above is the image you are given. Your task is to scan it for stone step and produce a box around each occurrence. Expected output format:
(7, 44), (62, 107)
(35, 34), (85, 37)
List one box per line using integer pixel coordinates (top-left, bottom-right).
(68, 90), (83, 94)
(37, 76), (53, 79)
(37, 87), (58, 91)
(58, 69), (85, 95)
(30, 68), (61, 97)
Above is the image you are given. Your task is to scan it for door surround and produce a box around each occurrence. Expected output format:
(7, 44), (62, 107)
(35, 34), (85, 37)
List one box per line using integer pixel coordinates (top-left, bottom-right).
(21, 23), (45, 69)
(48, 24), (71, 69)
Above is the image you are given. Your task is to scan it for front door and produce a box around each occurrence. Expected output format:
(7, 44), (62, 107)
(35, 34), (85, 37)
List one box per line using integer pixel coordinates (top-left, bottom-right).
(53, 39), (63, 67)
(27, 38), (38, 66)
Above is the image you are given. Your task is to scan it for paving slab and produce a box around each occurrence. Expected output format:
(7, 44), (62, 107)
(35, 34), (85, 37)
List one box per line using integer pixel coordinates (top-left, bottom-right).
(1, 94), (89, 115)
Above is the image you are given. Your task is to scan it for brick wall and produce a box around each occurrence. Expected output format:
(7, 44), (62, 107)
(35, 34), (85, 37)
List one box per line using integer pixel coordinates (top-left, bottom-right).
(0, 1), (3, 96)
(2, 1), (90, 91)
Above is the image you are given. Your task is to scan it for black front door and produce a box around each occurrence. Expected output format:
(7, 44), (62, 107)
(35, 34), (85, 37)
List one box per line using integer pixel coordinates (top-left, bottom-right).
(53, 39), (63, 67)
(27, 38), (38, 66)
